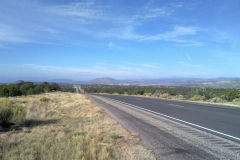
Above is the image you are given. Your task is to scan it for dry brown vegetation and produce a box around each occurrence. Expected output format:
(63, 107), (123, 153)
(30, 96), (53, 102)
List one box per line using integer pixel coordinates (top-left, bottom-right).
(0, 92), (155, 160)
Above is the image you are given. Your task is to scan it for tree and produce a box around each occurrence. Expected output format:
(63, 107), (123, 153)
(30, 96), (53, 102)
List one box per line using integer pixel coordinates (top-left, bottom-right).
(33, 86), (43, 94)
(224, 89), (239, 102)
(0, 81), (70, 97)
(8, 85), (21, 97)
(19, 82), (34, 95)
(50, 83), (60, 91)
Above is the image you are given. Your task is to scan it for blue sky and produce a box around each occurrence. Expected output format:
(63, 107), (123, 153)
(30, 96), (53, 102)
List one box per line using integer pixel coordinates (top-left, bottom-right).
(0, 0), (240, 82)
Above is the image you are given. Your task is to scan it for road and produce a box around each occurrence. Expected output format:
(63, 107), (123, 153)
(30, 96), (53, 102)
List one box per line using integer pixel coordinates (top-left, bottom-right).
(95, 94), (240, 141)
(89, 94), (240, 160)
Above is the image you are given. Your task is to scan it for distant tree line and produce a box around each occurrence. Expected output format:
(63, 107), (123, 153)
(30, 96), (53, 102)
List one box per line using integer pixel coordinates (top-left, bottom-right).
(0, 81), (75, 97)
(81, 85), (240, 102)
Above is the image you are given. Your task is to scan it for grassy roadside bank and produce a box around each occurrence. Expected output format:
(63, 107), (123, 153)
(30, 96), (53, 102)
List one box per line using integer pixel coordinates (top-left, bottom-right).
(0, 92), (155, 160)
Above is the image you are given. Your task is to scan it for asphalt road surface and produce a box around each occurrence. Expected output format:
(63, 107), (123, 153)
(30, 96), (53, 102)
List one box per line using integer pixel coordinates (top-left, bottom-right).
(89, 94), (240, 160)
(95, 94), (240, 141)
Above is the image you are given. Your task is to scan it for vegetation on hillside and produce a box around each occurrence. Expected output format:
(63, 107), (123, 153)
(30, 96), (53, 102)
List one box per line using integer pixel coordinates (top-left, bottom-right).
(81, 85), (240, 103)
(0, 99), (26, 127)
(0, 92), (155, 160)
(0, 81), (75, 97)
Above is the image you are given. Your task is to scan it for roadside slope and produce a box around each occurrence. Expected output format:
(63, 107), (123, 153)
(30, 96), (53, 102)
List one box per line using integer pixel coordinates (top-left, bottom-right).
(0, 92), (155, 160)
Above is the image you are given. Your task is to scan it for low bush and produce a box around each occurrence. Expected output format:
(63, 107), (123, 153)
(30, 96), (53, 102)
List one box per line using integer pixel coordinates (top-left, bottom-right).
(232, 98), (240, 105)
(191, 95), (204, 101)
(144, 92), (152, 96)
(0, 81), (74, 97)
(209, 97), (224, 103)
(223, 89), (240, 102)
(175, 95), (185, 100)
(109, 133), (121, 139)
(0, 99), (26, 126)
(11, 104), (26, 121)
(62, 128), (73, 135)
(159, 93), (169, 98)
(74, 132), (86, 136)
(0, 105), (13, 126)
(40, 97), (50, 103)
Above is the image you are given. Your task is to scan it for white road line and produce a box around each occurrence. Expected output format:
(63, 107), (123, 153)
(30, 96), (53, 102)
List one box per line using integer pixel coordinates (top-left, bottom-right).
(168, 104), (184, 108)
(102, 96), (240, 142)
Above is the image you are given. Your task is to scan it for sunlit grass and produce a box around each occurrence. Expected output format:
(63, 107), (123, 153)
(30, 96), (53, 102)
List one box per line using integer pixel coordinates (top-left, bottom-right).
(0, 92), (155, 160)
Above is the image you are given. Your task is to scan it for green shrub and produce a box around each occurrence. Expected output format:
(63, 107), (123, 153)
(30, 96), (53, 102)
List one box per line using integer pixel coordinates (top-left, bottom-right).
(0, 81), (64, 97)
(0, 105), (13, 125)
(159, 93), (169, 98)
(209, 97), (224, 103)
(175, 95), (185, 100)
(40, 97), (50, 103)
(232, 98), (240, 105)
(0, 99), (26, 126)
(109, 133), (121, 139)
(74, 132), (86, 136)
(224, 89), (240, 102)
(144, 92), (152, 96)
(191, 95), (204, 101)
(11, 104), (26, 121)
(62, 128), (73, 134)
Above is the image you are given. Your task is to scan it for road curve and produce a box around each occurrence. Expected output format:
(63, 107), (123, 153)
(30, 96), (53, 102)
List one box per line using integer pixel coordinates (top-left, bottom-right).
(89, 94), (240, 160)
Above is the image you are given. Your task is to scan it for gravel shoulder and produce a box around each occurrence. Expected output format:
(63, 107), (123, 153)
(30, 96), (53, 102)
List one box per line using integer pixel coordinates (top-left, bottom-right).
(90, 95), (240, 160)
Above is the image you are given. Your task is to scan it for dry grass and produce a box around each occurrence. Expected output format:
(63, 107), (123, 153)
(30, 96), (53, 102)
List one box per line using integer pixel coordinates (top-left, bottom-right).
(0, 92), (155, 160)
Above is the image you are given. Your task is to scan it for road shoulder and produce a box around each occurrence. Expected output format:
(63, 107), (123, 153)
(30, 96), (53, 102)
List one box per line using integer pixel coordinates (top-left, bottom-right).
(90, 95), (240, 160)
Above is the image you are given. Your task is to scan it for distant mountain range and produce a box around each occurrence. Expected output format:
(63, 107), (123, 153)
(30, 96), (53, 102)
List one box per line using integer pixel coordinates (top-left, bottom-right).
(2, 77), (240, 88)
(48, 77), (240, 88)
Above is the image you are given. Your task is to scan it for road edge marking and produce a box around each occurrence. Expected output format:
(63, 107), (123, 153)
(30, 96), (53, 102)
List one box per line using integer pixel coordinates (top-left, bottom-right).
(168, 104), (184, 108)
(100, 96), (240, 142)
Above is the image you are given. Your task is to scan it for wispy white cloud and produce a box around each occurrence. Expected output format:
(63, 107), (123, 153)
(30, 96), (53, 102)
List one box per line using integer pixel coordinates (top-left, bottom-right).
(142, 26), (197, 41)
(23, 64), (91, 73)
(177, 41), (203, 46)
(108, 42), (114, 48)
(0, 0), (203, 47)
(102, 25), (202, 45)
(0, 23), (63, 47)
(141, 2), (184, 19)
(107, 42), (124, 50)
(0, 24), (30, 43)
(103, 26), (144, 40)
(49, 1), (185, 23)
(97, 62), (162, 71)
(22, 63), (165, 79)
(175, 61), (216, 77)
(141, 8), (172, 19)
(177, 61), (204, 69)
(47, 1), (204, 45)
(142, 63), (161, 68)
(49, 1), (139, 26)
(173, 70), (214, 78)
(14, 62), (221, 79)
(35, 26), (59, 34)
(49, 1), (107, 22)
